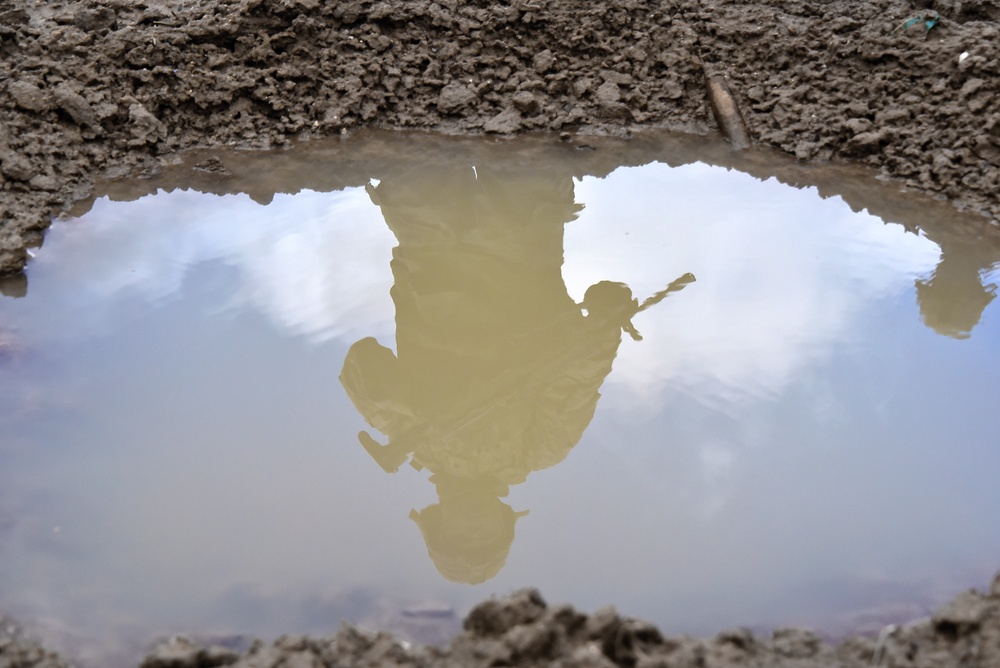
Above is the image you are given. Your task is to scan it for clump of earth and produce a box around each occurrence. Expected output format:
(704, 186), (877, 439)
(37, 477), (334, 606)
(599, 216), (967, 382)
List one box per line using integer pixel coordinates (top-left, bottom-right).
(1, 0), (1000, 276)
(3, 0), (1000, 665)
(4, 574), (1000, 668)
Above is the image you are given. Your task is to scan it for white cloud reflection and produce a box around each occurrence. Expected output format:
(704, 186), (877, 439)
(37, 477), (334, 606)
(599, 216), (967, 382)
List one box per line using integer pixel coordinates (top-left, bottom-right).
(37, 188), (397, 344)
(34, 162), (940, 408)
(564, 163), (940, 410)
(6, 159), (998, 665)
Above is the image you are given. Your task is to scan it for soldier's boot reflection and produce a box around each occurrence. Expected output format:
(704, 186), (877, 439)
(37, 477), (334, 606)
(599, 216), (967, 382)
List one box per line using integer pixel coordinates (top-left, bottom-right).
(358, 431), (408, 473)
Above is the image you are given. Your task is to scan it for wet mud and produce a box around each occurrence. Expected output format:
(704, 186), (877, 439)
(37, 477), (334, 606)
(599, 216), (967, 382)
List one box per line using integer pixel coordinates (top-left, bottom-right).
(2, 0), (1000, 275)
(6, 574), (1000, 668)
(3, 0), (1000, 665)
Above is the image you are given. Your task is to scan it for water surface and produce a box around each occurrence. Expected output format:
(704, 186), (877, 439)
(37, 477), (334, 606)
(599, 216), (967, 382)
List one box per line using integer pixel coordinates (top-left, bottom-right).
(1, 133), (999, 666)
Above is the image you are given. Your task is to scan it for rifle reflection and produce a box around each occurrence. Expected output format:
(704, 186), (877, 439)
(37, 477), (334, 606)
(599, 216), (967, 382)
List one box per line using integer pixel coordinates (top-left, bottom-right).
(339, 166), (693, 584)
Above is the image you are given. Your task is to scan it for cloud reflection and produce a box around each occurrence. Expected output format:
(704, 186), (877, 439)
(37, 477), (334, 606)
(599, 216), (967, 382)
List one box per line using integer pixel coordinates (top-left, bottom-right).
(35, 188), (397, 344)
(564, 163), (942, 410)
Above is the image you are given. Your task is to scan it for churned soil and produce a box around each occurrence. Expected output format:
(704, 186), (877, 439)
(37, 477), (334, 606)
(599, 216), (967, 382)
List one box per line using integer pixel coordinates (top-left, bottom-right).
(5, 574), (1000, 668)
(1, 0), (1000, 275)
(3, 0), (1000, 665)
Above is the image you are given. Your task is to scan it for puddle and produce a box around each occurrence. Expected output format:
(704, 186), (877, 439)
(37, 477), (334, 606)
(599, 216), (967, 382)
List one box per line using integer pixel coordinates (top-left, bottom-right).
(1, 132), (999, 667)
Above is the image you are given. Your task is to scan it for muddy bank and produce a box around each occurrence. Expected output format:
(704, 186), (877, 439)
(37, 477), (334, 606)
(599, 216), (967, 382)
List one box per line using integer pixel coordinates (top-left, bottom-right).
(4, 572), (1000, 668)
(2, 0), (1000, 275)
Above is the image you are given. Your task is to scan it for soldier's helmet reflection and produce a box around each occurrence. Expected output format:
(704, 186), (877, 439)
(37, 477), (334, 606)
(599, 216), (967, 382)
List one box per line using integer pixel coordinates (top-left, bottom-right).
(339, 165), (692, 583)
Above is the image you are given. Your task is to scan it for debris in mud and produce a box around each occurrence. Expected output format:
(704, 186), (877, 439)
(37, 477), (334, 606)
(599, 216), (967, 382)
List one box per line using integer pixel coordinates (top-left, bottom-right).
(1, 0), (1000, 276)
(704, 75), (751, 150)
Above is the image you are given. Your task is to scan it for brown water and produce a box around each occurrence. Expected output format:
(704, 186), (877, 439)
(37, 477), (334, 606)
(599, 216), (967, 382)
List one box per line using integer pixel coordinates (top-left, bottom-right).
(1, 133), (999, 666)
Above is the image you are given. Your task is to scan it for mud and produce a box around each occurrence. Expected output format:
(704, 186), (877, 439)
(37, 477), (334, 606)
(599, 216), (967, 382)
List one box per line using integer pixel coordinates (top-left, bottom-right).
(5, 573), (999, 668)
(1, 0), (1000, 275)
(3, 0), (1000, 665)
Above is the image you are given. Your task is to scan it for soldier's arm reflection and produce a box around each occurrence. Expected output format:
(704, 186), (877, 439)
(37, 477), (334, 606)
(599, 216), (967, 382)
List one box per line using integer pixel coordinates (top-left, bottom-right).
(339, 166), (693, 583)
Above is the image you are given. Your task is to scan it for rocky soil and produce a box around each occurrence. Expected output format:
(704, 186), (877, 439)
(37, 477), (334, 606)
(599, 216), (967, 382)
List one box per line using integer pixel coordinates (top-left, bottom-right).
(3, 0), (1000, 665)
(4, 573), (1000, 668)
(2, 0), (1000, 275)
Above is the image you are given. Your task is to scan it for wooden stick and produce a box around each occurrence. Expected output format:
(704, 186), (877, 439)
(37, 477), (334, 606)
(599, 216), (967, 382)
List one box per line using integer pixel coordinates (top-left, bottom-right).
(705, 75), (751, 150)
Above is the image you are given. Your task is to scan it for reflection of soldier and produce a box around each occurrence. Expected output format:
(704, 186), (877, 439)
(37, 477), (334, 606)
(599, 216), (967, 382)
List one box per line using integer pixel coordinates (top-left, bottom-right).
(916, 239), (998, 339)
(339, 166), (691, 583)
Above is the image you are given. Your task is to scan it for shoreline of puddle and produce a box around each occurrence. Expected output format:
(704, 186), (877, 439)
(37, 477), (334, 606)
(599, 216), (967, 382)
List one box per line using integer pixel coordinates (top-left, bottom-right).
(2, 0), (1000, 278)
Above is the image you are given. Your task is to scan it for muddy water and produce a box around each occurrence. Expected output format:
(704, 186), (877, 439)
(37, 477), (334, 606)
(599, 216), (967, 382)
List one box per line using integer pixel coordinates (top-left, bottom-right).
(1, 134), (999, 667)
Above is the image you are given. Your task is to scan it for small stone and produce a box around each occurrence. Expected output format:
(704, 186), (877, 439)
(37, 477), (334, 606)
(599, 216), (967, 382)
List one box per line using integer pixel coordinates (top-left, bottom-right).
(875, 107), (912, 123)
(844, 117), (872, 134)
(716, 628), (756, 652)
(128, 102), (167, 143)
(483, 108), (524, 134)
(933, 590), (991, 634)
(771, 628), (821, 658)
(512, 90), (540, 115)
(54, 6), (116, 31)
(8, 81), (53, 113)
(968, 93), (992, 114)
(960, 78), (986, 99)
(566, 643), (616, 668)
(0, 248), (28, 279)
(600, 70), (633, 86)
(572, 78), (594, 97)
(595, 81), (621, 107)
(745, 85), (764, 102)
(795, 142), (816, 160)
(584, 606), (620, 641)
(140, 637), (201, 668)
(532, 49), (555, 72)
(53, 83), (100, 130)
(464, 589), (546, 636)
(201, 645), (239, 666)
(274, 635), (308, 651)
(504, 623), (557, 660)
(844, 129), (887, 157)
(242, 644), (284, 668)
(0, 148), (35, 181)
(28, 174), (58, 191)
(437, 82), (476, 114)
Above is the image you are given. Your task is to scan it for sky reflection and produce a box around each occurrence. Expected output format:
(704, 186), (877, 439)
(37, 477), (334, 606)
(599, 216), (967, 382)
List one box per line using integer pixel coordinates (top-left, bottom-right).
(1, 153), (998, 668)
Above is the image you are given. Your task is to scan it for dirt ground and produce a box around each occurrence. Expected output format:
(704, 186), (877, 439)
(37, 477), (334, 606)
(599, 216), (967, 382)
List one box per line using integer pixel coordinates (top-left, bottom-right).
(2, 0), (1000, 665)
(4, 574), (1000, 668)
(1, 0), (1000, 277)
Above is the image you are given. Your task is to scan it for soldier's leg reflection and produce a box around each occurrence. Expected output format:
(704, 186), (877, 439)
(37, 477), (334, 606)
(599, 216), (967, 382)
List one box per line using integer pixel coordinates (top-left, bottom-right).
(339, 165), (695, 583)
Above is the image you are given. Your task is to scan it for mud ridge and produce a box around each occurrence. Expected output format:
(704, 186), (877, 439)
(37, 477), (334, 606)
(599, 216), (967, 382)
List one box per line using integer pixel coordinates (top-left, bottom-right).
(2, 0), (1000, 275)
(4, 572), (1000, 668)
